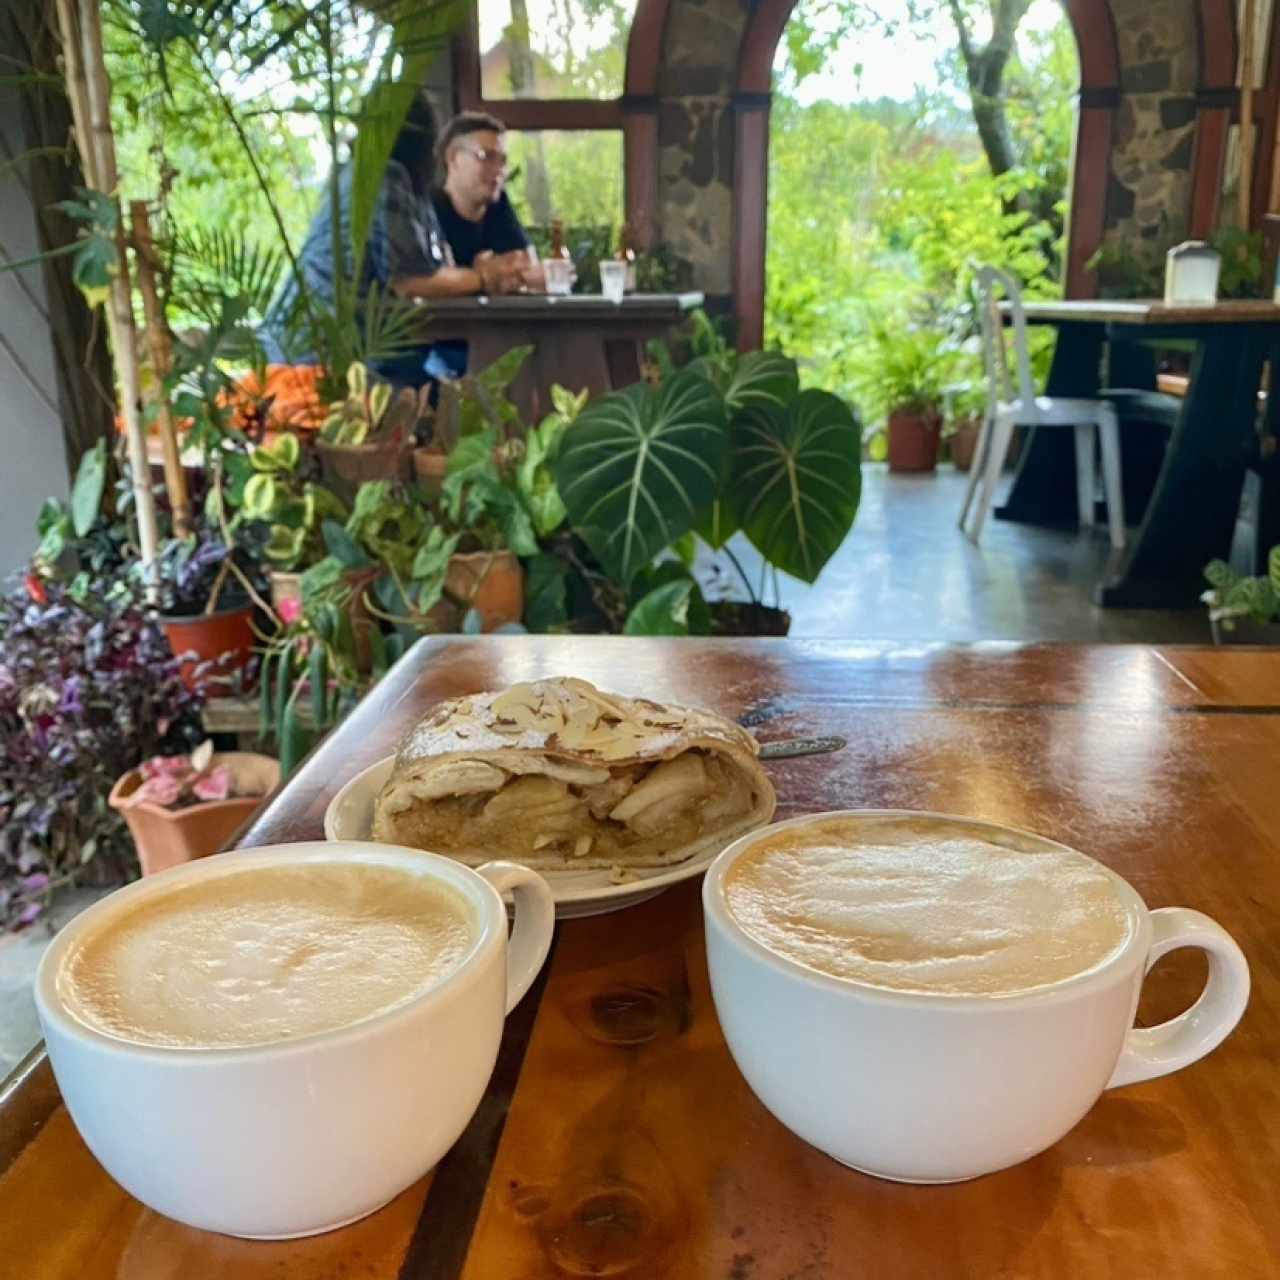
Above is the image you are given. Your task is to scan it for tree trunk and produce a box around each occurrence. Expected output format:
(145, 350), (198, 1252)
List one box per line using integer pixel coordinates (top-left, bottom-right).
(5, 0), (114, 476)
(506, 0), (553, 225)
(947, 0), (1033, 201)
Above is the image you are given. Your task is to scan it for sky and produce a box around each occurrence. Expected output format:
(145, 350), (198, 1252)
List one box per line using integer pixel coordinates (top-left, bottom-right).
(477, 0), (1069, 105)
(779, 0), (1069, 105)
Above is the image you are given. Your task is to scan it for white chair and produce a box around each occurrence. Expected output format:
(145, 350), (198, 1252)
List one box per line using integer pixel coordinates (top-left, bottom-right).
(959, 267), (1125, 549)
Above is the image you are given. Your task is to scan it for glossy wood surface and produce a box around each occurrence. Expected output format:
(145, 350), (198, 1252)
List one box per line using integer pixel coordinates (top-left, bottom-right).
(1009, 298), (1280, 325)
(3, 638), (1278, 1278)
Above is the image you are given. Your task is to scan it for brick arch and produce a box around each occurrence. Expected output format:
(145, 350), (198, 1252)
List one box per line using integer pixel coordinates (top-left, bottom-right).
(730, 0), (1124, 349)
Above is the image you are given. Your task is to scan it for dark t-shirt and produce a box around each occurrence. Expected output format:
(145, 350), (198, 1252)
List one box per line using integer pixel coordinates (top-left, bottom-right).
(431, 188), (529, 268)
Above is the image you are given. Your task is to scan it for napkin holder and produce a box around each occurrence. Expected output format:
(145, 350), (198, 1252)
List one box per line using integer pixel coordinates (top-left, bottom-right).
(1163, 241), (1221, 307)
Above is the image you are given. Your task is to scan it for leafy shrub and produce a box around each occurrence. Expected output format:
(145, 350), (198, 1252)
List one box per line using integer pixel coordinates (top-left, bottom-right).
(0, 583), (203, 929)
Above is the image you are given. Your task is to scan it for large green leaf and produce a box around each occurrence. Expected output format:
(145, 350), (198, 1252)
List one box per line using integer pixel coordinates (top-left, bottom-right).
(730, 389), (862, 584)
(624, 579), (694, 636)
(692, 352), (798, 549)
(629, 561), (710, 635)
(553, 371), (727, 586)
(70, 440), (107, 538)
(523, 553), (569, 632)
(722, 350), (800, 414)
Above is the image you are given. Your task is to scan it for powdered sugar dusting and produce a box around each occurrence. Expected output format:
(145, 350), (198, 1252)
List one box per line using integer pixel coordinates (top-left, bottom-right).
(395, 678), (758, 768)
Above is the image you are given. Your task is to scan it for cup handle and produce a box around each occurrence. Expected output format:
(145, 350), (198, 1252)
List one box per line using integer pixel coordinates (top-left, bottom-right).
(1106, 907), (1250, 1090)
(476, 861), (556, 1014)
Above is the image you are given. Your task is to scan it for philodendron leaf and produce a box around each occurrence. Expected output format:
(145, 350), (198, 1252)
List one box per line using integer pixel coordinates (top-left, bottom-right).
(553, 371), (727, 586)
(722, 350), (800, 415)
(731, 389), (862, 584)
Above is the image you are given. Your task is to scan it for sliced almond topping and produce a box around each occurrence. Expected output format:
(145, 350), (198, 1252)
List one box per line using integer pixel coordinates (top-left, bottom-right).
(532, 834), (555, 850)
(573, 835), (593, 858)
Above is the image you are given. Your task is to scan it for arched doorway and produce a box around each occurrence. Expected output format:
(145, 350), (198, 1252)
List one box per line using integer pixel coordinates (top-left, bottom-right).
(729, 0), (1242, 351)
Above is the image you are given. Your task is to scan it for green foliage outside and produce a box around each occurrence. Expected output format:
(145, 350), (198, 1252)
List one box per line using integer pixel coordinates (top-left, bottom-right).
(765, 12), (1079, 427)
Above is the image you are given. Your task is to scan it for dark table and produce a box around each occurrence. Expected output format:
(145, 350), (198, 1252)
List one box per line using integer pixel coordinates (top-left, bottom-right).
(997, 299), (1280, 608)
(416, 292), (704, 422)
(3, 636), (1280, 1278)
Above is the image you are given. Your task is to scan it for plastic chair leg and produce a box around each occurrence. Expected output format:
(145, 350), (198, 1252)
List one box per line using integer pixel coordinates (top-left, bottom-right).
(958, 409), (993, 530)
(967, 414), (1015, 543)
(1098, 414), (1126, 549)
(1072, 424), (1096, 530)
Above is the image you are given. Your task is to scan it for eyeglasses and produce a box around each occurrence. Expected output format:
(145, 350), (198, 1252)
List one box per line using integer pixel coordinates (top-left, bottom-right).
(456, 143), (508, 171)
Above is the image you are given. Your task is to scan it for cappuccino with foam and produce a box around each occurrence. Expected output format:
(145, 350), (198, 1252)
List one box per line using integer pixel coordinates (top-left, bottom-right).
(724, 815), (1134, 996)
(59, 860), (476, 1048)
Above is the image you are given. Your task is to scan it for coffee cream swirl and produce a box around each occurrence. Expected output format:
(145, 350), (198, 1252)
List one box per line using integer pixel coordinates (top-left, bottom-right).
(60, 862), (476, 1048)
(725, 817), (1134, 996)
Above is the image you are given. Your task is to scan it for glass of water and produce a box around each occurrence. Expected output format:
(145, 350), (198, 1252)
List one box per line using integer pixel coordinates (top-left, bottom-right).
(599, 260), (627, 303)
(544, 258), (574, 296)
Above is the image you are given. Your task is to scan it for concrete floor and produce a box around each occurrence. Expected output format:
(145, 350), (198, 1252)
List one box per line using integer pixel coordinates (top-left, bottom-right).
(704, 464), (1209, 645)
(0, 464), (1219, 1080)
(0, 889), (111, 1078)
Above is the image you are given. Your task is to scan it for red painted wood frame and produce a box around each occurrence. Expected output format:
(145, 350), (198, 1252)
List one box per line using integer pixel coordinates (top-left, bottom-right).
(449, 0), (670, 248)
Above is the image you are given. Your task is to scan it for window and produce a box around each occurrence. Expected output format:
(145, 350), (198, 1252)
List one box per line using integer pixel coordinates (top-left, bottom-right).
(477, 0), (636, 101)
(505, 129), (624, 228)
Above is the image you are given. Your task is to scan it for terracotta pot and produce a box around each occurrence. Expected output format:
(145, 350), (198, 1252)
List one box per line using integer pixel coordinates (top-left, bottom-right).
(270, 568), (378, 672)
(109, 753), (280, 876)
(887, 408), (942, 472)
(316, 436), (412, 506)
(947, 418), (982, 472)
(427, 550), (525, 632)
(413, 447), (448, 500)
(1211, 617), (1280, 646)
(159, 603), (256, 698)
(709, 601), (792, 637)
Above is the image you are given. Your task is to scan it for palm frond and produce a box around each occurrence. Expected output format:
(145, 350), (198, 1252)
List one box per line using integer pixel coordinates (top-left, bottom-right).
(170, 225), (286, 324)
(356, 282), (426, 365)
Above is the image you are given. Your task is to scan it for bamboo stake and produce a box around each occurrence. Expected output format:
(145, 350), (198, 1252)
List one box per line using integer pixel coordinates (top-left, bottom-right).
(53, 0), (160, 576)
(129, 200), (191, 537)
(1239, 0), (1258, 228)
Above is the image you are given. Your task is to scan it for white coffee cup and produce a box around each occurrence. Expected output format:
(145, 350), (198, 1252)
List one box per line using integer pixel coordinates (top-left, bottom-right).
(35, 841), (555, 1238)
(703, 810), (1250, 1184)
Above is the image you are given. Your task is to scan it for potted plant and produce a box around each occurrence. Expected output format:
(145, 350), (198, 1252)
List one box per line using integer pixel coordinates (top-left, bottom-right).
(150, 532), (267, 696)
(944, 381), (987, 472)
(109, 740), (279, 876)
(1202, 549), (1280, 645)
(316, 361), (418, 505)
(550, 348), (862, 636)
(414, 346), (535, 497)
(854, 321), (952, 473)
(1, 580), (204, 928)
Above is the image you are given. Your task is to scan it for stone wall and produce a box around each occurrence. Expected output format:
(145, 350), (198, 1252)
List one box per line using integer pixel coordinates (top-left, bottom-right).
(654, 0), (748, 298)
(1105, 0), (1200, 246)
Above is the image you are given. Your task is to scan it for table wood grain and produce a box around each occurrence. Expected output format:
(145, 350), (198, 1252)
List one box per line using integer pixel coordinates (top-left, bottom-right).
(1006, 298), (1280, 326)
(2, 637), (1278, 1278)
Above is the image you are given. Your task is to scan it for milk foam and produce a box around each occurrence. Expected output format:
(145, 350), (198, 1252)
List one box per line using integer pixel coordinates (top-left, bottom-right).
(724, 817), (1134, 996)
(60, 862), (476, 1048)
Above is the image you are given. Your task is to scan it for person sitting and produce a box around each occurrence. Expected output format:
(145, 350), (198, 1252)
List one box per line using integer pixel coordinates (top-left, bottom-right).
(430, 111), (544, 293)
(259, 96), (515, 390)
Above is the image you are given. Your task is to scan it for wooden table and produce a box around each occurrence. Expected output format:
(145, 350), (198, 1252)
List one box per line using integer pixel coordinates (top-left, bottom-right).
(417, 293), (704, 422)
(4, 636), (1280, 1278)
(997, 299), (1280, 608)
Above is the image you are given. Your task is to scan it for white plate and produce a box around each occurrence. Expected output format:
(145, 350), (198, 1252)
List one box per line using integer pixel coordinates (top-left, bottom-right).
(323, 756), (719, 918)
